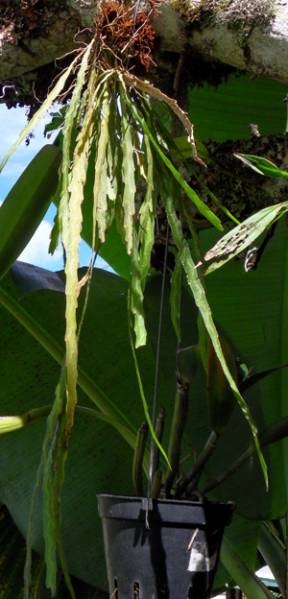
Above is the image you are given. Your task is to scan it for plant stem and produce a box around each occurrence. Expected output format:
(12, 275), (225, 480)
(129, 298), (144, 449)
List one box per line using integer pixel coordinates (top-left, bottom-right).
(151, 469), (163, 499)
(0, 404), (128, 433)
(204, 416), (288, 494)
(165, 374), (189, 495)
(150, 408), (165, 481)
(176, 430), (218, 497)
(132, 423), (148, 496)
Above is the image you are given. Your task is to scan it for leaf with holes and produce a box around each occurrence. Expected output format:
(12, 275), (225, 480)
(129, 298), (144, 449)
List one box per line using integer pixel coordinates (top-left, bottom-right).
(204, 202), (288, 275)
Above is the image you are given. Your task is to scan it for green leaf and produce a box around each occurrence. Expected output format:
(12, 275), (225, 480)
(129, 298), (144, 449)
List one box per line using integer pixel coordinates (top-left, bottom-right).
(130, 231), (147, 348)
(235, 153), (288, 178)
(0, 416), (25, 433)
(119, 89), (136, 256)
(258, 521), (286, 596)
(241, 363), (288, 393)
(138, 135), (155, 284)
(0, 145), (60, 280)
(204, 202), (288, 274)
(125, 93), (223, 231)
(163, 182), (268, 487)
(60, 58), (98, 444)
(92, 83), (112, 247)
(59, 41), (94, 240)
(187, 74), (287, 142)
(221, 537), (275, 599)
(0, 284), (136, 446)
(44, 106), (67, 137)
(191, 220), (288, 519)
(42, 370), (67, 595)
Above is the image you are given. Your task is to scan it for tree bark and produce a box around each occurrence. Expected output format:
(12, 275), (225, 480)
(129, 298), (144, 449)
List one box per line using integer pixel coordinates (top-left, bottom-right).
(0, 1), (288, 87)
(186, 1), (288, 84)
(0, 14), (77, 82)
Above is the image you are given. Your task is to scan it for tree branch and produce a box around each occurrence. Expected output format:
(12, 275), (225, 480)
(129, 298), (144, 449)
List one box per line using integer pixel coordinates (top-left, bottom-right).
(0, 1), (288, 92)
(182, 1), (288, 84)
(0, 5), (80, 83)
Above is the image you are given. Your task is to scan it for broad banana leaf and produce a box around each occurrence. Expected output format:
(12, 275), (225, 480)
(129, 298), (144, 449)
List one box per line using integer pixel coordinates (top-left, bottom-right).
(187, 74), (287, 142)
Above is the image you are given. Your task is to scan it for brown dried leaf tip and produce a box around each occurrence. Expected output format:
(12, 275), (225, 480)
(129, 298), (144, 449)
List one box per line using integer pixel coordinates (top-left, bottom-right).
(95, 0), (157, 71)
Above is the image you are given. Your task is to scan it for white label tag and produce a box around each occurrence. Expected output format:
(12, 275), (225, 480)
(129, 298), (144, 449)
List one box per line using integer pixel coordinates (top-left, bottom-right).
(187, 543), (217, 573)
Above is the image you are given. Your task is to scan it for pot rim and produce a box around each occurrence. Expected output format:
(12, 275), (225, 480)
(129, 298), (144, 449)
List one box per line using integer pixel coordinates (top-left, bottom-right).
(97, 493), (234, 527)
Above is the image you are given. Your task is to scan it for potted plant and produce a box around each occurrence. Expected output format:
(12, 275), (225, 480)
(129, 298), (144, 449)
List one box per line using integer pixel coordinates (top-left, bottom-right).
(95, 279), (287, 598)
(0, 2), (288, 598)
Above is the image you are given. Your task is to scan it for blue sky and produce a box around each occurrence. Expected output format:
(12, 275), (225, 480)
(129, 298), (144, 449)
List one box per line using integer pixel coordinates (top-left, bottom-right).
(0, 104), (109, 272)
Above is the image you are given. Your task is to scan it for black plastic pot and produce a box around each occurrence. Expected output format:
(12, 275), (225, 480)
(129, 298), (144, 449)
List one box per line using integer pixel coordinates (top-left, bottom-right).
(97, 494), (233, 599)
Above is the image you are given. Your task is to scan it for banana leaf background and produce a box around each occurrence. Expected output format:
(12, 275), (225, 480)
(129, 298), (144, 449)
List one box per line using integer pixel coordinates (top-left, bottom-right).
(0, 73), (287, 597)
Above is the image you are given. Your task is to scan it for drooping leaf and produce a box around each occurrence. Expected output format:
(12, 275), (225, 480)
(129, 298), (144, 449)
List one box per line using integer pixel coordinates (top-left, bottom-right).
(59, 41), (94, 241)
(124, 91), (223, 231)
(61, 66), (97, 442)
(138, 135), (155, 284)
(119, 87), (136, 256)
(186, 220), (288, 519)
(197, 314), (209, 374)
(106, 93), (119, 206)
(42, 370), (67, 596)
(92, 82), (112, 246)
(130, 231), (147, 348)
(163, 179), (267, 487)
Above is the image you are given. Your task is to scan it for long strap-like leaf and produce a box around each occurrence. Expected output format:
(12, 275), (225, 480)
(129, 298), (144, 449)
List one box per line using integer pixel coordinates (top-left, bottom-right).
(162, 179), (268, 487)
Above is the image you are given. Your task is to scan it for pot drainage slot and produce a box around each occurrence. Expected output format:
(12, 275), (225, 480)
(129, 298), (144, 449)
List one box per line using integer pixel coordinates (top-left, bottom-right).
(133, 581), (140, 598)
